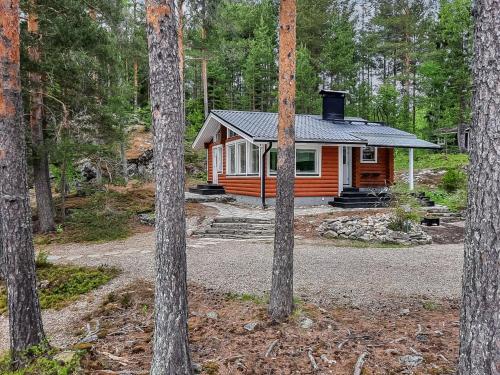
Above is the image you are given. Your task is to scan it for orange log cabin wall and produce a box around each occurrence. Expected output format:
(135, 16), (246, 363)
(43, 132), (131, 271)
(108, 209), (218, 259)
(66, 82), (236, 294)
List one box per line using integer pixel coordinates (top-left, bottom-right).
(206, 127), (394, 198)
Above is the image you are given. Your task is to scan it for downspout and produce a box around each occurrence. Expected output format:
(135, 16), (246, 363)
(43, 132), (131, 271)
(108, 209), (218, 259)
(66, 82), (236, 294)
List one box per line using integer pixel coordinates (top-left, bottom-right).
(261, 142), (273, 208)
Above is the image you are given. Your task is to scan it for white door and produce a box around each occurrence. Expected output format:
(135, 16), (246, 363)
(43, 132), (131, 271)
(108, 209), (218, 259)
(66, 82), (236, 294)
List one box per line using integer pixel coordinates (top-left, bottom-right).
(212, 147), (220, 184)
(343, 146), (352, 187)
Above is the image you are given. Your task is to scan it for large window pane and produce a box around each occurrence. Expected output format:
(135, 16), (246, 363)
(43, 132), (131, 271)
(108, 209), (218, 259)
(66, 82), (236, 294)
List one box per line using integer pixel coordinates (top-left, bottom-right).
(227, 144), (236, 174)
(269, 149), (277, 175)
(249, 144), (260, 174)
(296, 149), (317, 174)
(238, 142), (246, 174)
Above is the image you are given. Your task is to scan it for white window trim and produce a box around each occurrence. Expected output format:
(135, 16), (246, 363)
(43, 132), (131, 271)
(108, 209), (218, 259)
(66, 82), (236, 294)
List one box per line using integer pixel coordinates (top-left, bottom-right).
(267, 144), (322, 178)
(226, 139), (261, 177)
(360, 146), (378, 164)
(213, 145), (223, 173)
(227, 128), (238, 138)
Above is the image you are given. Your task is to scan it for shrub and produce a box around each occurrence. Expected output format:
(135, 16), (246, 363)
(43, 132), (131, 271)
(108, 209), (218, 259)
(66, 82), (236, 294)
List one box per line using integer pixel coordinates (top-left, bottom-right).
(389, 182), (422, 232)
(440, 168), (467, 193)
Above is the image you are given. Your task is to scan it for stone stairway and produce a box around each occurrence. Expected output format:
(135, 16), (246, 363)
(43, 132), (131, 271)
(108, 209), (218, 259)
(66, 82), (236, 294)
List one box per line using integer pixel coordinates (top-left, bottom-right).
(193, 216), (275, 239)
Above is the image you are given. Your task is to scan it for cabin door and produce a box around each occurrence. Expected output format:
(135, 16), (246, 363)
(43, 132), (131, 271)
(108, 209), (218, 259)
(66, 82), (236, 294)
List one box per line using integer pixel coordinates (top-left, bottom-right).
(342, 146), (352, 187)
(212, 146), (222, 184)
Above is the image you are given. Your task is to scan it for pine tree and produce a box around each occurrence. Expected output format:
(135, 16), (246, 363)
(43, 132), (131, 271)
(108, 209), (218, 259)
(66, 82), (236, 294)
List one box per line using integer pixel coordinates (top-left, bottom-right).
(458, 0), (500, 373)
(0, 0), (47, 366)
(146, 0), (193, 373)
(269, 0), (297, 322)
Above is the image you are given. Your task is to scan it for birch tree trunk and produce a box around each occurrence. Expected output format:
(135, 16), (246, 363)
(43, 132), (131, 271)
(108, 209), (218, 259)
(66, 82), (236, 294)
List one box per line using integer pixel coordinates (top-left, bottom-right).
(0, 0), (47, 365)
(269, 0), (296, 322)
(28, 0), (55, 233)
(459, 0), (500, 373)
(145, 1), (193, 373)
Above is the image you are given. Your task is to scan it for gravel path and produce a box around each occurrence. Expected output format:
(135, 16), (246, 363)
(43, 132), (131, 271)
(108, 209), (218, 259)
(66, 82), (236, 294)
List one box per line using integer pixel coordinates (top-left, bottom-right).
(0, 233), (463, 353)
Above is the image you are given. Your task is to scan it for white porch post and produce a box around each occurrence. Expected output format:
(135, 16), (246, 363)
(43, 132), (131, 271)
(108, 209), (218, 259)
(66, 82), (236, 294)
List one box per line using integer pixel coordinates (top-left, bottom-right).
(338, 146), (344, 195)
(409, 148), (414, 191)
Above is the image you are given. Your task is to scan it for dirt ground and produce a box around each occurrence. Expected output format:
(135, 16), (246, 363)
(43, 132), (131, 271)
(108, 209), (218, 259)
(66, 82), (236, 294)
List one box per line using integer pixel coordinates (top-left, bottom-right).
(79, 281), (459, 375)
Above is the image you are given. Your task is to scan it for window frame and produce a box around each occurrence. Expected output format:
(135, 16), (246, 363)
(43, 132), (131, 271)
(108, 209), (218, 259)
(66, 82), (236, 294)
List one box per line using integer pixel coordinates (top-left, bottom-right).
(225, 140), (261, 177)
(267, 144), (322, 177)
(360, 146), (378, 164)
(227, 128), (238, 138)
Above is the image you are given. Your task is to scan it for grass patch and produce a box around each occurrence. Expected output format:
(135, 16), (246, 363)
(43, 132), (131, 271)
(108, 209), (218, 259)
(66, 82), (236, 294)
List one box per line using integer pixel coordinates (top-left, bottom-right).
(0, 257), (119, 314)
(424, 189), (467, 212)
(0, 346), (81, 375)
(225, 292), (268, 305)
(395, 150), (469, 172)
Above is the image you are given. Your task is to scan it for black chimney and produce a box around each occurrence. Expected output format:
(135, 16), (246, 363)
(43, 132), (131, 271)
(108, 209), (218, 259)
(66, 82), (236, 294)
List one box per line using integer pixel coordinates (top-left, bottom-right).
(320, 90), (346, 121)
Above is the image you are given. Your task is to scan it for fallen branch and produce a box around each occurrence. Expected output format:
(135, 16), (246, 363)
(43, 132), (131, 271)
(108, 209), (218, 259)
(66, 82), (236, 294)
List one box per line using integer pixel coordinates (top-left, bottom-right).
(307, 348), (319, 371)
(353, 351), (369, 375)
(265, 339), (279, 358)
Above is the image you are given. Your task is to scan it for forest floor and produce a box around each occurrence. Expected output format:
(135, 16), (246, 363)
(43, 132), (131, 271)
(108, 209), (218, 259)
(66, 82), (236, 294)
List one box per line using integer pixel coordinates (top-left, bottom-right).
(79, 280), (459, 374)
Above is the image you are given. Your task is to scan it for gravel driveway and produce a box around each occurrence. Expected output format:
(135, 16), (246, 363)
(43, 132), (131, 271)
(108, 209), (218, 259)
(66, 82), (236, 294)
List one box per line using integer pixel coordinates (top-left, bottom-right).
(0, 233), (463, 352)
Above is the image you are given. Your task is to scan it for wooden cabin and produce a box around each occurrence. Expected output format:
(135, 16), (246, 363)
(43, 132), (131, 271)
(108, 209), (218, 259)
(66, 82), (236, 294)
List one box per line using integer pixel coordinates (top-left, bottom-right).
(192, 91), (440, 207)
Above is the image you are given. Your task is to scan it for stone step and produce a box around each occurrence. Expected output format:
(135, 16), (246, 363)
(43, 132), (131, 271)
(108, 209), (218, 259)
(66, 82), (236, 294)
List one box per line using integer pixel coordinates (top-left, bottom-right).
(328, 201), (390, 209)
(211, 222), (274, 230)
(203, 228), (274, 235)
(214, 217), (274, 224)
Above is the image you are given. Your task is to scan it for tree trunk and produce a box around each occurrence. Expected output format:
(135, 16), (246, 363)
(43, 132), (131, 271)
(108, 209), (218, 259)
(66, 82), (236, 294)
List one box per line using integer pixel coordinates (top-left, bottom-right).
(201, 26), (209, 118)
(459, 1), (500, 374)
(28, 0), (55, 233)
(133, 60), (139, 109)
(0, 0), (47, 365)
(120, 141), (128, 184)
(269, 0), (296, 322)
(177, 0), (185, 124)
(145, 1), (193, 374)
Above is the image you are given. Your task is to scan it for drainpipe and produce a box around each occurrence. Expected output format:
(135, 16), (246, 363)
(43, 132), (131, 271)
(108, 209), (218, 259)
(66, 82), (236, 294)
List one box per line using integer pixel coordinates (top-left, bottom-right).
(261, 142), (273, 208)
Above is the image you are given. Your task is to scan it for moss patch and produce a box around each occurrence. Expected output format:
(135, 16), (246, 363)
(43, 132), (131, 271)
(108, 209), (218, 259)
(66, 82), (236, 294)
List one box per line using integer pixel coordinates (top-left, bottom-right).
(0, 261), (119, 314)
(0, 346), (81, 375)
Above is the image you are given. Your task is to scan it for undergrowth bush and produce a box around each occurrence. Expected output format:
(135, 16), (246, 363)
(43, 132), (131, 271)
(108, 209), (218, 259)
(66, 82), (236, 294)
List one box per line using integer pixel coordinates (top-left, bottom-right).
(440, 168), (467, 193)
(389, 183), (422, 232)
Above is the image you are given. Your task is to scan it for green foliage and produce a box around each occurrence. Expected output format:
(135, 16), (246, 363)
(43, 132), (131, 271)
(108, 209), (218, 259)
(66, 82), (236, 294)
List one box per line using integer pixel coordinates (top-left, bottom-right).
(440, 168), (467, 193)
(0, 346), (81, 375)
(389, 183), (422, 232)
(394, 150), (469, 171)
(425, 188), (467, 212)
(0, 262), (119, 314)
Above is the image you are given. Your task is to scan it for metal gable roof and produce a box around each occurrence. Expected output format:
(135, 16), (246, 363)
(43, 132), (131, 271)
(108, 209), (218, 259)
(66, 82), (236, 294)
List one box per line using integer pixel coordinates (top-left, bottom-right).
(192, 110), (440, 150)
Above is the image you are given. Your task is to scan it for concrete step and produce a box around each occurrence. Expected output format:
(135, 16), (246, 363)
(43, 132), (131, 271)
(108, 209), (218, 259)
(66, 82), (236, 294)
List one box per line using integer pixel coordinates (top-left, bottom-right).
(328, 201), (390, 209)
(203, 228), (274, 235)
(188, 187), (225, 195)
(211, 223), (275, 230)
(334, 196), (391, 203)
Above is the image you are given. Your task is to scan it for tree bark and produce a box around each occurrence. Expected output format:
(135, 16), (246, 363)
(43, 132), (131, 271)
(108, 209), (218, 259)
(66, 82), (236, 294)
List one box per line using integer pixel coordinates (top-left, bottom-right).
(459, 0), (500, 374)
(0, 0), (47, 365)
(145, 1), (193, 374)
(269, 0), (296, 322)
(201, 21), (208, 118)
(28, 0), (55, 233)
(133, 60), (139, 109)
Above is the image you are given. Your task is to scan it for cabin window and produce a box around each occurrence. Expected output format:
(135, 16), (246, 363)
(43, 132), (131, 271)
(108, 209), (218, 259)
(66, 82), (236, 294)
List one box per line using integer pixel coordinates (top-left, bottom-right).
(268, 147), (320, 176)
(226, 140), (260, 176)
(227, 128), (237, 138)
(296, 149), (318, 175)
(249, 144), (260, 175)
(361, 146), (377, 163)
(237, 142), (247, 174)
(227, 144), (236, 174)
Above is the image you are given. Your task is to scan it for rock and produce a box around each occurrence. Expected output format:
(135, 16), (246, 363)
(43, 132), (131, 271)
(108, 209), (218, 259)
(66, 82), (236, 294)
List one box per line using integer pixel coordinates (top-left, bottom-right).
(400, 355), (423, 367)
(54, 350), (77, 364)
(38, 280), (50, 289)
(192, 362), (203, 373)
(206, 311), (218, 320)
(399, 308), (410, 316)
(244, 322), (259, 332)
(299, 317), (314, 329)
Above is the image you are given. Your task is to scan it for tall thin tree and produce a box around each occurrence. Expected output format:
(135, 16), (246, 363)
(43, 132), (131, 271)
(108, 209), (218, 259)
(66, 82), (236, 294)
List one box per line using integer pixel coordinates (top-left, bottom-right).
(0, 0), (47, 366)
(28, 0), (55, 233)
(145, 1), (193, 374)
(459, 0), (500, 373)
(269, 0), (297, 321)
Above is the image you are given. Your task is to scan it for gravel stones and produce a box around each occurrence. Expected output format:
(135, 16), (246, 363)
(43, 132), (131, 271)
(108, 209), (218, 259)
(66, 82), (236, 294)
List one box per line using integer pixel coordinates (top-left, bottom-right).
(318, 214), (432, 246)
